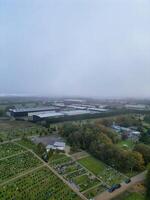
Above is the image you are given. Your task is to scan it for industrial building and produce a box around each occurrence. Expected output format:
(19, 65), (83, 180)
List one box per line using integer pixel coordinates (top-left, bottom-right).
(32, 110), (94, 121)
(9, 106), (58, 117)
(124, 104), (148, 110)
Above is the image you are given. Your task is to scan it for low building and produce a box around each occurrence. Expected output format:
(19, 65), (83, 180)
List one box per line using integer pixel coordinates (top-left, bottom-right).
(46, 142), (66, 151)
(112, 124), (141, 141)
(128, 131), (141, 141)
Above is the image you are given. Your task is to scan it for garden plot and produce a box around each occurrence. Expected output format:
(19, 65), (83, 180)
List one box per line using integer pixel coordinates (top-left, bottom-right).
(66, 168), (87, 179)
(73, 174), (100, 192)
(78, 155), (127, 186)
(0, 167), (81, 200)
(0, 142), (25, 159)
(54, 160), (83, 175)
(49, 153), (106, 196)
(0, 151), (42, 183)
(50, 155), (72, 166)
(83, 184), (106, 199)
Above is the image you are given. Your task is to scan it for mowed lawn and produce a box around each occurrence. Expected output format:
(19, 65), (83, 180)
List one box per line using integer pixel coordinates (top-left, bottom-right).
(78, 156), (106, 176)
(117, 139), (135, 150)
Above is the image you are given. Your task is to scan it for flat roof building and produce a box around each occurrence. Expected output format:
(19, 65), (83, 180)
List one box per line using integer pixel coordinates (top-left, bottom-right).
(46, 142), (66, 151)
(9, 106), (58, 117)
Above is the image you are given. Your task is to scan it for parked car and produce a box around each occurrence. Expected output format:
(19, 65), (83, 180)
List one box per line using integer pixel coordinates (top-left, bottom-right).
(115, 184), (121, 189)
(108, 185), (116, 193)
(125, 178), (131, 184)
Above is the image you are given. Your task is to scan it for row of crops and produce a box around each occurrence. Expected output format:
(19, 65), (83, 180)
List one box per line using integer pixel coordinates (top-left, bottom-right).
(0, 142), (25, 159)
(0, 151), (42, 184)
(0, 167), (81, 200)
(0, 142), (82, 200)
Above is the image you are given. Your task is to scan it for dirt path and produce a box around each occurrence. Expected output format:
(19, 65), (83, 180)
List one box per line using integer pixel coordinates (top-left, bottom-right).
(71, 151), (89, 160)
(95, 171), (147, 200)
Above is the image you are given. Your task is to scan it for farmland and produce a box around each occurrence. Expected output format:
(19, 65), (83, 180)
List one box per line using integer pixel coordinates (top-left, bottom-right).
(0, 151), (42, 183)
(0, 142), (82, 200)
(49, 153), (107, 198)
(0, 167), (81, 200)
(0, 142), (25, 159)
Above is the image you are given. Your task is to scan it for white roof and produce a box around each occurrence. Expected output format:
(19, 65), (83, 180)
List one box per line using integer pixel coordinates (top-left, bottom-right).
(54, 142), (65, 147)
(46, 144), (56, 150)
(34, 112), (64, 118)
(88, 108), (108, 112)
(131, 131), (141, 135)
(62, 110), (91, 116)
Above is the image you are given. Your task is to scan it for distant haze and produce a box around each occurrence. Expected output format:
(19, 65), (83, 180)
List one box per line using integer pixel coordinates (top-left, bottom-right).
(0, 0), (150, 98)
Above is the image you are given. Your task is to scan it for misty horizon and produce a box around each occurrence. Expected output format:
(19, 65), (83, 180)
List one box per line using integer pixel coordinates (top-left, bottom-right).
(1, 0), (150, 98)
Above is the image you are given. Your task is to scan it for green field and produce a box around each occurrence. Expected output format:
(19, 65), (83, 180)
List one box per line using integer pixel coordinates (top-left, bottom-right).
(78, 156), (105, 176)
(73, 174), (100, 192)
(78, 155), (126, 186)
(0, 167), (81, 200)
(0, 120), (41, 141)
(0, 151), (42, 183)
(0, 142), (25, 159)
(117, 139), (135, 150)
(84, 184), (106, 199)
(16, 139), (38, 152)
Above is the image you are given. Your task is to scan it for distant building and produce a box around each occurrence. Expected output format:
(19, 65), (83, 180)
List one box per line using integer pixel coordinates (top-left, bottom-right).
(125, 104), (147, 110)
(128, 131), (141, 141)
(9, 107), (58, 117)
(111, 124), (141, 141)
(32, 109), (94, 121)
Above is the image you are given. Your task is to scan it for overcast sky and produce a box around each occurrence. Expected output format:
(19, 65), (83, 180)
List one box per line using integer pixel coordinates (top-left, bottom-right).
(0, 0), (150, 98)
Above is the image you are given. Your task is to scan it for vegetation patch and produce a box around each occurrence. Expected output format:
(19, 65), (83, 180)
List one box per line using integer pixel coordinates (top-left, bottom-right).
(0, 142), (25, 159)
(0, 167), (81, 200)
(78, 155), (127, 186)
(0, 151), (42, 183)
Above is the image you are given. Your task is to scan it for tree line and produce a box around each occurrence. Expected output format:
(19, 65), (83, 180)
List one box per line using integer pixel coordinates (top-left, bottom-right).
(58, 120), (149, 173)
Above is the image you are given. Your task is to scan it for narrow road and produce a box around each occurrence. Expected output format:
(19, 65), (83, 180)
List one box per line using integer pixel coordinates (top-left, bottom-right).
(95, 171), (147, 200)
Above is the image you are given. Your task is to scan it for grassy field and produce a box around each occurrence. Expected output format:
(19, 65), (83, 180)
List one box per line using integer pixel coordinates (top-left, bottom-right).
(78, 155), (105, 176)
(83, 184), (106, 199)
(0, 120), (41, 141)
(117, 139), (135, 150)
(0, 120), (38, 130)
(78, 155), (126, 186)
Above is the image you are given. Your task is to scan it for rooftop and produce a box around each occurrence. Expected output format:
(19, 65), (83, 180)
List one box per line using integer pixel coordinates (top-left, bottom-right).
(10, 106), (57, 113)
